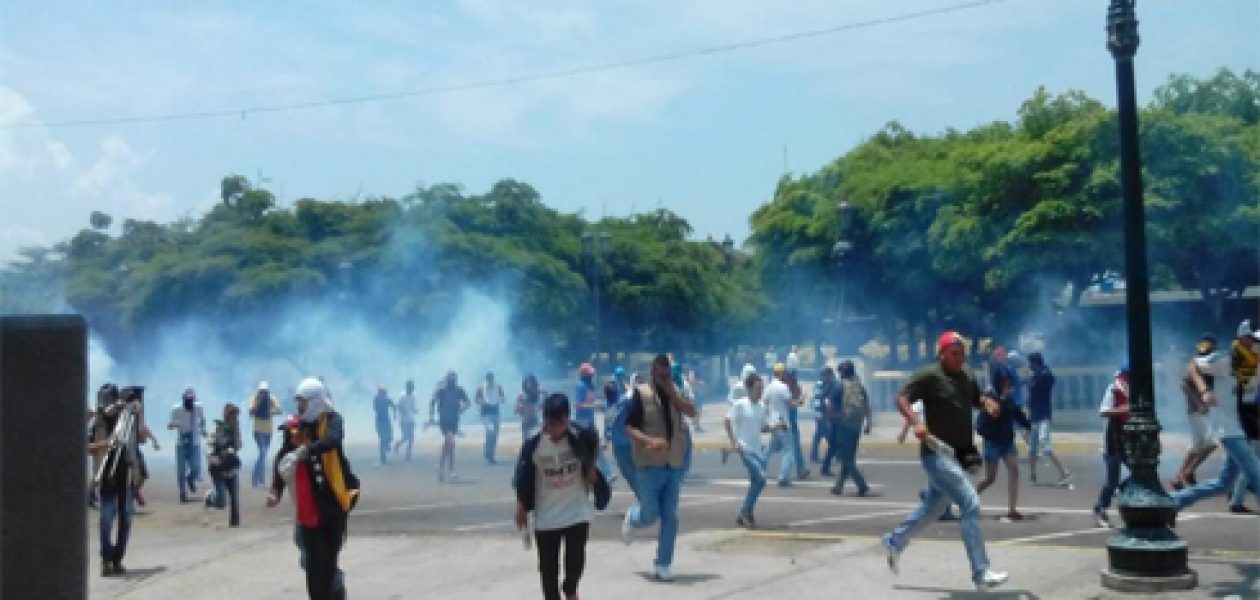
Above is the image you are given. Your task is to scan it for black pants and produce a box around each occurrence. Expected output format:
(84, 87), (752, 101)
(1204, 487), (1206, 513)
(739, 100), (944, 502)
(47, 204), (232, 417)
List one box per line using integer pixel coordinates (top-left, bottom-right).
(301, 514), (347, 600)
(535, 522), (589, 600)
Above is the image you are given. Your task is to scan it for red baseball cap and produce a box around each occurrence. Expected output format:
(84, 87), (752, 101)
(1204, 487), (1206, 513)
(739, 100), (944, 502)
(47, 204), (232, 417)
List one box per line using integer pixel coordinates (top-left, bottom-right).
(937, 331), (965, 355)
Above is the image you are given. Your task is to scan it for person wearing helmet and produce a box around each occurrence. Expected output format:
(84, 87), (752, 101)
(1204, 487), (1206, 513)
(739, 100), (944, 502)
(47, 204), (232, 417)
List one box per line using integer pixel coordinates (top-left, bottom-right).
(430, 371), (471, 482)
(1228, 320), (1260, 513)
(169, 387), (207, 503)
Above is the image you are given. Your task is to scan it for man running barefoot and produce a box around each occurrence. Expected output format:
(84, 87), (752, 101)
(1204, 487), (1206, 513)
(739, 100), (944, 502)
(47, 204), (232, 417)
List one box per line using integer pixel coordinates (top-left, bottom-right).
(881, 332), (1008, 592)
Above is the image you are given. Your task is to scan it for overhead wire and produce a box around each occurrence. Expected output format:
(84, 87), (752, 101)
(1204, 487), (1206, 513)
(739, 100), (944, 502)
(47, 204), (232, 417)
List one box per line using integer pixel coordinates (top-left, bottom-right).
(5, 0), (1011, 130)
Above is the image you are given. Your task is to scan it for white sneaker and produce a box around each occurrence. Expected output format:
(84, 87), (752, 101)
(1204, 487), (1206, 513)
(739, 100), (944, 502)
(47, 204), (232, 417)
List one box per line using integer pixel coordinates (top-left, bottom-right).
(653, 564), (675, 582)
(621, 510), (634, 545)
(1094, 509), (1112, 529)
(882, 535), (900, 576)
(974, 570), (1008, 592)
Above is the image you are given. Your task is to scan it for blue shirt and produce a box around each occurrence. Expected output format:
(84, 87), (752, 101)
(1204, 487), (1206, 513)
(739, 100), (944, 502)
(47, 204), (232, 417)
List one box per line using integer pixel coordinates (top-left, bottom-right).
(1028, 365), (1055, 422)
(607, 394), (633, 448)
(574, 380), (596, 427)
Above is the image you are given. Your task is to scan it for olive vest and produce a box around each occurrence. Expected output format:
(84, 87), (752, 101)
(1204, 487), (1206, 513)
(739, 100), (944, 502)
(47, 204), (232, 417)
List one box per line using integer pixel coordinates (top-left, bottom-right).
(631, 382), (689, 469)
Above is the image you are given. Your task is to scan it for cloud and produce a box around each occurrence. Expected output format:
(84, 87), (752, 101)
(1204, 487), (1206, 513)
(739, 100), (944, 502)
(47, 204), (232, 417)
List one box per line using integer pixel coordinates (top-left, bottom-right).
(0, 87), (177, 262)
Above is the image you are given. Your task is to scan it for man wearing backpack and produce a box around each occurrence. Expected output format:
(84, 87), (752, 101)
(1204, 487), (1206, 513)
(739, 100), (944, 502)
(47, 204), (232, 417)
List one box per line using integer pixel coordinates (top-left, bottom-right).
(829, 361), (873, 496)
(514, 394), (609, 600)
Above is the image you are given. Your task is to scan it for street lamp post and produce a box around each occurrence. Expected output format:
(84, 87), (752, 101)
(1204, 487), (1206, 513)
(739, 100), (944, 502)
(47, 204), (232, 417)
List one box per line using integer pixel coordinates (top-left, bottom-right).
(832, 199), (855, 357)
(1101, 0), (1195, 591)
(721, 234), (736, 387)
(582, 232), (610, 373)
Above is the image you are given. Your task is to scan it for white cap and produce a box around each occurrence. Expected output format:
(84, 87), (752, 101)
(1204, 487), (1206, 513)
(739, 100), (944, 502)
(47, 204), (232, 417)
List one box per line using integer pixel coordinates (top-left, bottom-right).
(258, 380), (270, 391)
(740, 363), (757, 380)
(1238, 319), (1253, 339)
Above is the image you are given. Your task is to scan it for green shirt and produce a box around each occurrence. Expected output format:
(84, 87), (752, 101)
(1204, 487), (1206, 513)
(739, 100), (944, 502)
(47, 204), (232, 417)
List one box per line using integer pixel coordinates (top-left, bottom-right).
(902, 363), (982, 458)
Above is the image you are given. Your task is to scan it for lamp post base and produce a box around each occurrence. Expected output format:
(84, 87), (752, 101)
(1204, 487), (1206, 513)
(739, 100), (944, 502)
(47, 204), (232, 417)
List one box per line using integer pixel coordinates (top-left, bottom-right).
(1101, 568), (1197, 593)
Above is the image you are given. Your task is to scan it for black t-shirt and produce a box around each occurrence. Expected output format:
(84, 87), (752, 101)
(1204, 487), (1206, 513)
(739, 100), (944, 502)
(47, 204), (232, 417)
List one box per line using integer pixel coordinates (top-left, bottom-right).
(626, 383), (674, 442)
(902, 363), (981, 458)
(434, 385), (468, 422)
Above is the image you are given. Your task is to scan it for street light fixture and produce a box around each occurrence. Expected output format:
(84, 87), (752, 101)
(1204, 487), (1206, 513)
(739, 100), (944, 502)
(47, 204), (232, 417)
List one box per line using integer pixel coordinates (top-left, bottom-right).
(1100, 0), (1195, 591)
(832, 199), (855, 357)
(582, 231), (610, 373)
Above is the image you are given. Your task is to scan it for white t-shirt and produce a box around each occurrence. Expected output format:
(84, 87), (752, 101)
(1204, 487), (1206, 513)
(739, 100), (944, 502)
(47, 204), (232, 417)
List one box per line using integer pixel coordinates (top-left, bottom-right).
(1191, 353), (1246, 438)
(480, 383), (504, 407)
(533, 435), (594, 531)
(397, 392), (417, 424)
(728, 381), (748, 405)
(727, 398), (768, 451)
(764, 379), (792, 424)
(786, 352), (800, 372)
(169, 403), (205, 437)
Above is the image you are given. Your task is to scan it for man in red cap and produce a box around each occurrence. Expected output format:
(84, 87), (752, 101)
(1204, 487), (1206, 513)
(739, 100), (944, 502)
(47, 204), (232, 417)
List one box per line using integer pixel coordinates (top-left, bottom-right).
(882, 332), (1008, 592)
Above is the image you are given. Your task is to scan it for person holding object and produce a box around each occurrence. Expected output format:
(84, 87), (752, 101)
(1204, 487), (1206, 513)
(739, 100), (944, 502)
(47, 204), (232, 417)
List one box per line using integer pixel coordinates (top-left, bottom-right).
(91, 384), (143, 577)
(204, 403), (243, 527)
(514, 394), (608, 600)
(881, 331), (1007, 592)
(621, 355), (696, 582)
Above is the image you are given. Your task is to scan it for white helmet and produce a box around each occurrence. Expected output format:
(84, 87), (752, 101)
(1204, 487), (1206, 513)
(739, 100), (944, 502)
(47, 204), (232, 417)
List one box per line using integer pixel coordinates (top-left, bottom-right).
(296, 377), (332, 422)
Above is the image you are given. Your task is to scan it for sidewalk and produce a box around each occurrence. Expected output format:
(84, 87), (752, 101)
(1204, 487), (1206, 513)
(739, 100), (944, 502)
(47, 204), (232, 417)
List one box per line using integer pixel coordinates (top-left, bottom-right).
(91, 522), (1253, 599)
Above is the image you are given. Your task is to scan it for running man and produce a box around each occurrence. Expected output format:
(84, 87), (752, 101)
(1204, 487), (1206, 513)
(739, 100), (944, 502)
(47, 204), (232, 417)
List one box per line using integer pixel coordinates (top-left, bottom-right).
(1025, 353), (1072, 485)
(430, 371), (471, 482)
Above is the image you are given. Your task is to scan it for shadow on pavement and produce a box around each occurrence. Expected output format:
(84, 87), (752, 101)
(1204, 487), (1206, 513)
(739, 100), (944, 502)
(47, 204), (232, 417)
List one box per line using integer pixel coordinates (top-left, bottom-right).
(893, 585), (1039, 599)
(113, 566), (168, 581)
(632, 572), (722, 586)
(1206, 563), (1259, 599)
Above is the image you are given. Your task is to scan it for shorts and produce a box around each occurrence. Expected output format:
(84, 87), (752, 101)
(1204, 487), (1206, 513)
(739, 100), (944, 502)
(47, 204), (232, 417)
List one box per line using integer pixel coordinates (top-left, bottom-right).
(440, 417), (460, 436)
(983, 440), (1016, 464)
(1187, 413), (1214, 452)
(1029, 420), (1053, 456)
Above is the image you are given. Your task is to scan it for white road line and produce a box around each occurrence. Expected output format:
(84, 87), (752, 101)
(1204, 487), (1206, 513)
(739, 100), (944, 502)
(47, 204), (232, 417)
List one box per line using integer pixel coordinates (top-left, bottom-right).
(453, 521), (514, 532)
(788, 509), (910, 527)
(355, 496), (515, 516)
(997, 515), (1202, 545)
(702, 479), (885, 490)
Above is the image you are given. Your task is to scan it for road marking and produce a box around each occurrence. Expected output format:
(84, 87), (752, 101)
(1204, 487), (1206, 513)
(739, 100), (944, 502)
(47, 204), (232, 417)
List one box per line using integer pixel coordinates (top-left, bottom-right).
(453, 521), (513, 532)
(788, 509), (909, 528)
(701, 479), (885, 490)
(997, 515), (1204, 546)
(354, 496), (515, 516)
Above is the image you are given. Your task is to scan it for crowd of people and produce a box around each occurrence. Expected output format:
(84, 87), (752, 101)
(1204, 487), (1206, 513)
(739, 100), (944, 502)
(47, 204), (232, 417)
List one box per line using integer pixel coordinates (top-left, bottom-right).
(84, 319), (1260, 598)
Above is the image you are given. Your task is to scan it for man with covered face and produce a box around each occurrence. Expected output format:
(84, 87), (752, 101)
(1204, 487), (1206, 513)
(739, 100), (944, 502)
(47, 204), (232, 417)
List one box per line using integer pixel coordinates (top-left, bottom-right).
(620, 355), (696, 582)
(169, 387), (207, 503)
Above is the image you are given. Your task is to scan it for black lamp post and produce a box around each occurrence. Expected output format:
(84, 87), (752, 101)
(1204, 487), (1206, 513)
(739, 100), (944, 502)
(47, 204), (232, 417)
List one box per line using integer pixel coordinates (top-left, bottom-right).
(1100, 0), (1195, 591)
(832, 199), (855, 354)
(581, 231), (610, 372)
(721, 234), (736, 386)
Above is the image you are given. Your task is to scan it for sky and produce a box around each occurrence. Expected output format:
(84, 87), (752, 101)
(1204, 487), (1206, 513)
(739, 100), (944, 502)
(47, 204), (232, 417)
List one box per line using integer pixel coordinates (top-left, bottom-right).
(1, 0), (1256, 262)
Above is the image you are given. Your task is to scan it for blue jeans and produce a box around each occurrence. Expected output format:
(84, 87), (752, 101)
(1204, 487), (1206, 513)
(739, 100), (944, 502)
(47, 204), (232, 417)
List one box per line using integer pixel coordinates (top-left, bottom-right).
(1228, 439), (1260, 506)
(206, 473), (240, 526)
(1174, 436), (1260, 509)
(884, 452), (990, 583)
(175, 437), (201, 497)
(832, 425), (868, 494)
(739, 447), (768, 516)
(613, 443), (639, 500)
(99, 488), (134, 560)
(376, 418), (393, 464)
(628, 466), (685, 567)
(810, 417), (829, 462)
(1094, 451), (1125, 512)
(787, 408), (807, 477)
(482, 411), (500, 463)
(769, 428), (797, 484)
(253, 432), (271, 487)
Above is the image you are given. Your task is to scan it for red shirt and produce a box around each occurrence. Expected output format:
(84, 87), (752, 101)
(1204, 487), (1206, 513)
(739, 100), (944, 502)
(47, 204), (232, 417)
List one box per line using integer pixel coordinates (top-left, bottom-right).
(295, 460), (319, 527)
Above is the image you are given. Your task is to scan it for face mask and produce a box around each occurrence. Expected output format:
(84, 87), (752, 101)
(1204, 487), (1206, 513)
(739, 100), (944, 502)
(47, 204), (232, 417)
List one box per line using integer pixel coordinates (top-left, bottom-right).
(184, 397), (195, 410)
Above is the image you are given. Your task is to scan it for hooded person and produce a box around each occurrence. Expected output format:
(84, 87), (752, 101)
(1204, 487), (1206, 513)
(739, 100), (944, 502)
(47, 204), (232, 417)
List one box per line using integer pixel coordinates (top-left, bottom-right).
(169, 387), (207, 503)
(289, 377), (359, 600)
(1227, 320), (1260, 512)
(249, 381), (283, 488)
(721, 364), (759, 465)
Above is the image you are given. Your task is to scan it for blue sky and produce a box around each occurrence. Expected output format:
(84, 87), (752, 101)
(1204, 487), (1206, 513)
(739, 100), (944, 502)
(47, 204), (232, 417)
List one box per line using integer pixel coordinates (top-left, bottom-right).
(1, 0), (1256, 261)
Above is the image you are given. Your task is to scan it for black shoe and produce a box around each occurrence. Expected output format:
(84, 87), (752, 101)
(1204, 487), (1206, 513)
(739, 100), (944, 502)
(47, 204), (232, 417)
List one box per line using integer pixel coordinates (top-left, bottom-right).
(101, 562), (114, 577)
(112, 561), (126, 575)
(1229, 505), (1256, 515)
(820, 469), (835, 477)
